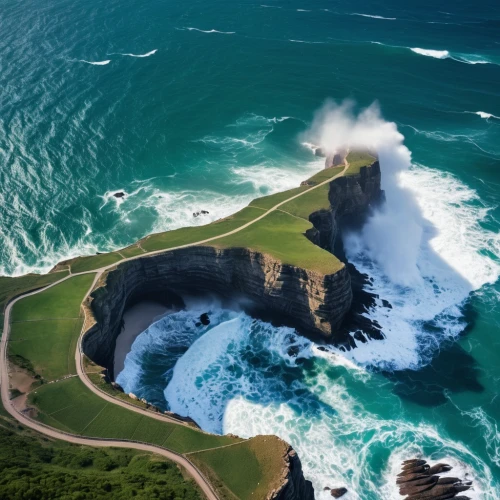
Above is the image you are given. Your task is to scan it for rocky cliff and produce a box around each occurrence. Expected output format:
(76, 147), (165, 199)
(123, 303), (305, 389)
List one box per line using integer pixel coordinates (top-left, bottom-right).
(82, 246), (352, 370)
(81, 160), (382, 370)
(268, 444), (315, 500)
(307, 160), (383, 252)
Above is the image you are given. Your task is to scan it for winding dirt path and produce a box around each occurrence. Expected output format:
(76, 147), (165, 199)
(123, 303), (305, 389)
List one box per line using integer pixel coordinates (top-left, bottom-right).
(0, 163), (347, 499)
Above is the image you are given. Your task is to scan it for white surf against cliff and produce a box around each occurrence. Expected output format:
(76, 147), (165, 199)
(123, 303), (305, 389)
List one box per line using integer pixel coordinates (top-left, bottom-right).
(306, 100), (500, 369)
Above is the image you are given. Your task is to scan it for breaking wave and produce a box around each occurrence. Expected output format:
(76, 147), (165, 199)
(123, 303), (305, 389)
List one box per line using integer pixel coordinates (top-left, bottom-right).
(351, 13), (396, 20)
(78, 59), (111, 65)
(118, 310), (499, 499)
(181, 27), (235, 34)
(113, 49), (158, 57)
(411, 47), (494, 65)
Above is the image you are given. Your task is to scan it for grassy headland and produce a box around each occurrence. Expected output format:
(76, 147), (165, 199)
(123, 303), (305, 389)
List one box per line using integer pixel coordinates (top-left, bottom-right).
(3, 152), (377, 498)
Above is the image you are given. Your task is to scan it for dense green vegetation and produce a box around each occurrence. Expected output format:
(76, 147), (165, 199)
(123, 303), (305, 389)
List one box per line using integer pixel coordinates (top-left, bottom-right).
(189, 436), (286, 500)
(0, 420), (202, 500)
(213, 210), (343, 273)
(140, 206), (265, 253)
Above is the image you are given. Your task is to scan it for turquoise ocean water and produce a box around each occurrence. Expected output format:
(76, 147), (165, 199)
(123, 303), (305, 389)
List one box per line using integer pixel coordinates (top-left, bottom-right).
(2, 0), (500, 497)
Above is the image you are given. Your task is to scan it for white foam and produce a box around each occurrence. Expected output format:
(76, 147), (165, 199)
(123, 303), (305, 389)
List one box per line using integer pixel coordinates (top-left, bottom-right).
(231, 160), (322, 194)
(352, 13), (396, 20)
(304, 101), (500, 369)
(115, 49), (158, 58)
(183, 27), (235, 34)
(153, 311), (499, 498)
(78, 59), (111, 65)
(289, 39), (325, 44)
(411, 47), (450, 59)
(472, 111), (500, 120)
(410, 48), (496, 66)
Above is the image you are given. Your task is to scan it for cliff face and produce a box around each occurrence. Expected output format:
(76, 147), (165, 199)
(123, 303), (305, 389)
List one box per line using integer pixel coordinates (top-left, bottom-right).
(269, 445), (315, 500)
(82, 161), (382, 369)
(82, 246), (352, 369)
(307, 161), (383, 252)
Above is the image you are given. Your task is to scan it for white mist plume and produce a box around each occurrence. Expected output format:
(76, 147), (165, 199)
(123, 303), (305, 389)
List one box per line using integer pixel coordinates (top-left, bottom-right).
(307, 100), (424, 287)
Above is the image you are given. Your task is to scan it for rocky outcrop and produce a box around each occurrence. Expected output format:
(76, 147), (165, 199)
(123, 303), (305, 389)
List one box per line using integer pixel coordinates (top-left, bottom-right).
(81, 161), (382, 370)
(268, 444), (315, 500)
(82, 246), (353, 371)
(306, 160), (383, 251)
(397, 459), (472, 499)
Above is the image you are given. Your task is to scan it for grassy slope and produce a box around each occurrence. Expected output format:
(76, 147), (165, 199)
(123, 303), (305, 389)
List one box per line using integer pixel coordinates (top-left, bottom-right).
(9, 274), (95, 382)
(11, 274), (95, 322)
(213, 210), (343, 274)
(344, 151), (376, 176)
(140, 206), (265, 252)
(0, 271), (69, 339)
(189, 436), (288, 500)
(28, 377), (238, 453)
(9, 319), (82, 381)
(67, 253), (123, 274)
(0, 271), (69, 314)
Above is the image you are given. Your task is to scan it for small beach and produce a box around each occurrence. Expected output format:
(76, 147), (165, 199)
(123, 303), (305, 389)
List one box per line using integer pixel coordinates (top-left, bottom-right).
(113, 301), (172, 377)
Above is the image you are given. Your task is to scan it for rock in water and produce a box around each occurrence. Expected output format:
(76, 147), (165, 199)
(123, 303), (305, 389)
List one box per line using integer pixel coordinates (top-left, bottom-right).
(330, 487), (348, 498)
(397, 459), (472, 499)
(199, 313), (210, 325)
(113, 191), (125, 198)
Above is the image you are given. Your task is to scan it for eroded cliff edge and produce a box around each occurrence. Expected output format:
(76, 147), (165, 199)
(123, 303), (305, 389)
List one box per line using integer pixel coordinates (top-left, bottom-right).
(82, 161), (382, 370)
(79, 161), (381, 500)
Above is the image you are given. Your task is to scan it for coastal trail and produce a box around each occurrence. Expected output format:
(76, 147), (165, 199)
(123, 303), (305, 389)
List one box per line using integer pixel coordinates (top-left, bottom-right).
(0, 162), (347, 499)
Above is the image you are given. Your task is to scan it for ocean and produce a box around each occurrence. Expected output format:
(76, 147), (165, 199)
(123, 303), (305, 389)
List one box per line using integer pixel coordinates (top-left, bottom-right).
(2, 0), (500, 497)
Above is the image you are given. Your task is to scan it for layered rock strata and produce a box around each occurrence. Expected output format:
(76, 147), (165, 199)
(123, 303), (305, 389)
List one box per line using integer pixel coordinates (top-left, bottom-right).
(82, 246), (352, 370)
(82, 161), (382, 370)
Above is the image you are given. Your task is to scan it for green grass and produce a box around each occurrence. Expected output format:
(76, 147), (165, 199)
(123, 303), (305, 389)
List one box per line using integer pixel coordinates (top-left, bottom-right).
(302, 165), (344, 185)
(11, 274), (95, 322)
(280, 184), (331, 220)
(119, 245), (145, 258)
(28, 377), (241, 453)
(0, 271), (69, 314)
(213, 210), (343, 274)
(9, 319), (82, 380)
(345, 151), (376, 176)
(189, 436), (287, 500)
(69, 253), (123, 274)
(249, 186), (309, 211)
(141, 207), (265, 252)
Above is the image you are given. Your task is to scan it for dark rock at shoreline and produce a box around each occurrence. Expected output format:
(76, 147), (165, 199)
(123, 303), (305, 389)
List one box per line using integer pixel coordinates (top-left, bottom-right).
(113, 192), (125, 198)
(193, 210), (210, 217)
(397, 458), (471, 499)
(330, 487), (347, 498)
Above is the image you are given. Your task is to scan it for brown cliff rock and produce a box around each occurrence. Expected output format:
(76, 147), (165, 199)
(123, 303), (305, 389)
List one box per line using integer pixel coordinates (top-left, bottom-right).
(268, 445), (315, 500)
